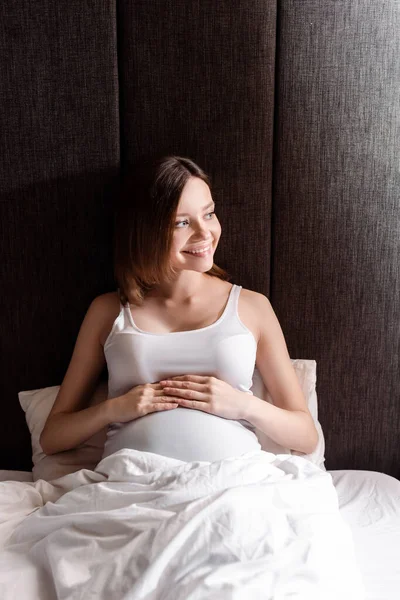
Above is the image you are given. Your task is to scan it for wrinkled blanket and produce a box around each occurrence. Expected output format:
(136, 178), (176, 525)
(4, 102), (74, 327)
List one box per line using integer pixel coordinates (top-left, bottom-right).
(0, 449), (364, 599)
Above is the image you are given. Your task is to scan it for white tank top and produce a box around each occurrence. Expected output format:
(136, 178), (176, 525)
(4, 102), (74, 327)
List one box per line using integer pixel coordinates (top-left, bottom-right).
(102, 284), (261, 462)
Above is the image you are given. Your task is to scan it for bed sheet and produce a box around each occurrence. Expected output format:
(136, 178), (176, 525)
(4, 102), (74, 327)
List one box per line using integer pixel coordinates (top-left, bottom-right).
(0, 452), (364, 599)
(331, 470), (400, 600)
(1, 466), (399, 599)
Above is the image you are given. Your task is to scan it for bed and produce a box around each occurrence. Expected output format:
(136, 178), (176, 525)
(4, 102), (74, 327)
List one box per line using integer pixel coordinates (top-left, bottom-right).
(1, 1), (399, 598)
(331, 470), (400, 600)
(1, 464), (400, 599)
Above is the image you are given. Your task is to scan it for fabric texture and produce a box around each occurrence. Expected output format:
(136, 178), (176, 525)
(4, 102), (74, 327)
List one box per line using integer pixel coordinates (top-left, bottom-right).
(273, 1), (400, 476)
(0, 449), (364, 599)
(0, 0), (120, 471)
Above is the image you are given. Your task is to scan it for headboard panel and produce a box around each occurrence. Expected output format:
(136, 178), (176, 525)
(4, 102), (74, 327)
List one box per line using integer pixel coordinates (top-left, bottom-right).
(0, 2), (120, 470)
(272, 1), (400, 476)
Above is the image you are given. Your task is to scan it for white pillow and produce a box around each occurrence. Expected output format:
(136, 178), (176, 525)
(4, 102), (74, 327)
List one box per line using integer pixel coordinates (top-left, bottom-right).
(19, 359), (324, 481)
(18, 382), (108, 481)
(250, 359), (325, 469)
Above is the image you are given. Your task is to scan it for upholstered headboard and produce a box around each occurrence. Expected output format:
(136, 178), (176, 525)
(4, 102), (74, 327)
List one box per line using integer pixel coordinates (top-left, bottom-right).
(1, 2), (399, 478)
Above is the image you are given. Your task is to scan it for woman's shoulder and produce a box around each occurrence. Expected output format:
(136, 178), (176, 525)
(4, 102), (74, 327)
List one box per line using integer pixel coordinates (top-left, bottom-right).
(239, 286), (272, 310)
(232, 286), (272, 345)
(90, 291), (122, 347)
(208, 278), (271, 312)
(90, 290), (121, 313)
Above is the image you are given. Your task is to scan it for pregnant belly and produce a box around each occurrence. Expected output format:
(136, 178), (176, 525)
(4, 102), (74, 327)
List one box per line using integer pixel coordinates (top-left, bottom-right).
(102, 407), (261, 462)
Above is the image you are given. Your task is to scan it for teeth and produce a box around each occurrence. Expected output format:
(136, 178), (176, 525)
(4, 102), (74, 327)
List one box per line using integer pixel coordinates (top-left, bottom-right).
(186, 245), (211, 255)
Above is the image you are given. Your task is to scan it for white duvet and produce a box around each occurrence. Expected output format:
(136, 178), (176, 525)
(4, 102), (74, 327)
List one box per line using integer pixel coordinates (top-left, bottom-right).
(0, 449), (364, 599)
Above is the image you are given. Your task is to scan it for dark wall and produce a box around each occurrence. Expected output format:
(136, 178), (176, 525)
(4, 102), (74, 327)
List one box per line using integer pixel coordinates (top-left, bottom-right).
(273, 1), (400, 476)
(0, 2), (120, 470)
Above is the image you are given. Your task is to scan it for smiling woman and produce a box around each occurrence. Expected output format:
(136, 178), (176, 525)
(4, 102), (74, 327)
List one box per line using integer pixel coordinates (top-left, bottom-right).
(113, 155), (228, 307)
(40, 154), (318, 462)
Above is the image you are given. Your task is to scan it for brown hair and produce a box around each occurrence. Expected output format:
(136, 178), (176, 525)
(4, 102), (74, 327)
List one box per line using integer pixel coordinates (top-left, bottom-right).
(113, 155), (230, 305)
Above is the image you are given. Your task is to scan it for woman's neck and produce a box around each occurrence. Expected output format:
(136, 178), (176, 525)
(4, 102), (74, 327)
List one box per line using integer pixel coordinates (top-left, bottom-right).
(147, 272), (212, 303)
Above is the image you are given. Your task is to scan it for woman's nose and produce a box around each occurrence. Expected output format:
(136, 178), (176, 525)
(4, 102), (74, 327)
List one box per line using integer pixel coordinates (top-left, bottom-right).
(192, 221), (211, 239)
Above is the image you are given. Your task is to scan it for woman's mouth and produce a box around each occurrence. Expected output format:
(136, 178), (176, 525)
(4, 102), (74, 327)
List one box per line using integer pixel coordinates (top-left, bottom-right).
(182, 244), (213, 258)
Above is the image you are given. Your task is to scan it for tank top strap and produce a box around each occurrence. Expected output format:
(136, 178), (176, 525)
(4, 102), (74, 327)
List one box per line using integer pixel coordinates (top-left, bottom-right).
(222, 284), (242, 320)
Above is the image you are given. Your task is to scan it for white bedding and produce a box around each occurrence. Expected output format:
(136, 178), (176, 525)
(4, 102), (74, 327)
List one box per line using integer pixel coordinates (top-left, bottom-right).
(0, 450), (364, 599)
(331, 470), (400, 600)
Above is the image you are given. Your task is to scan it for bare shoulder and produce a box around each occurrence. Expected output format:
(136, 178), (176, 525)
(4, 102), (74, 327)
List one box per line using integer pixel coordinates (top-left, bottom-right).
(90, 291), (121, 347)
(239, 287), (274, 313)
(240, 286), (290, 356)
(91, 290), (120, 309)
(237, 288), (277, 343)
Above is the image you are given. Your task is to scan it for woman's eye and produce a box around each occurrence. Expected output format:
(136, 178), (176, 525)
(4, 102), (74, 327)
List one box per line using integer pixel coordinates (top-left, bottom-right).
(175, 211), (215, 228)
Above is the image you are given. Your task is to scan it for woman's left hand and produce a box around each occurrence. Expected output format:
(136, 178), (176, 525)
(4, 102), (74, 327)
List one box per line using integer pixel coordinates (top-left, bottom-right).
(159, 375), (250, 420)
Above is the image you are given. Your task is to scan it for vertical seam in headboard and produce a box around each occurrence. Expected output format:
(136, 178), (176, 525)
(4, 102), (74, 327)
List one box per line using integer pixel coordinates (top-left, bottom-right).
(270, 1), (281, 304)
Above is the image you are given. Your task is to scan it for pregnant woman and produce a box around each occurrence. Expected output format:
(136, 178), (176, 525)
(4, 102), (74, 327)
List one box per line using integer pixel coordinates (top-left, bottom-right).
(40, 155), (318, 462)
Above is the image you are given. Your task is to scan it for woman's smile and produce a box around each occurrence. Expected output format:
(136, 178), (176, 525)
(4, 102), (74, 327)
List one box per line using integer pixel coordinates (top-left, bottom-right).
(182, 244), (213, 258)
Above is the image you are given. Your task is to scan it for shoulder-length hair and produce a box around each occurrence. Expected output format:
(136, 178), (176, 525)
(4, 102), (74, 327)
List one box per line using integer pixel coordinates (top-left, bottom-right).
(113, 155), (230, 306)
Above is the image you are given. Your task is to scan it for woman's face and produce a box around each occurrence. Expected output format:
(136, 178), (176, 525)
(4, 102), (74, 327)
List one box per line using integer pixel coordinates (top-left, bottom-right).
(169, 177), (221, 273)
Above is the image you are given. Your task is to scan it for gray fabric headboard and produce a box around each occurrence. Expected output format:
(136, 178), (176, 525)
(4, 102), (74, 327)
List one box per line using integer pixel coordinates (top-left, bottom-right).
(1, 1), (399, 478)
(273, 1), (400, 477)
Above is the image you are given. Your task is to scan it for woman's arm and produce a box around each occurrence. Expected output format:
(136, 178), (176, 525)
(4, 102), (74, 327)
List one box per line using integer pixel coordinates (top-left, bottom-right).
(40, 400), (116, 456)
(243, 293), (319, 455)
(40, 295), (116, 455)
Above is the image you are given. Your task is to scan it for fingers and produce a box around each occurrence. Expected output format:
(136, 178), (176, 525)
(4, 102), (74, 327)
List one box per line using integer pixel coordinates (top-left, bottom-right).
(162, 380), (205, 392)
(150, 402), (178, 411)
(154, 388), (170, 396)
(153, 391), (181, 403)
(146, 388), (172, 397)
(162, 386), (207, 401)
(160, 375), (210, 384)
(173, 398), (209, 412)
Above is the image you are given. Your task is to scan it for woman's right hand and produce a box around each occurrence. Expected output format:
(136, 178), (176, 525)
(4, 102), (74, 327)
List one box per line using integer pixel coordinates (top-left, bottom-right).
(109, 383), (179, 423)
